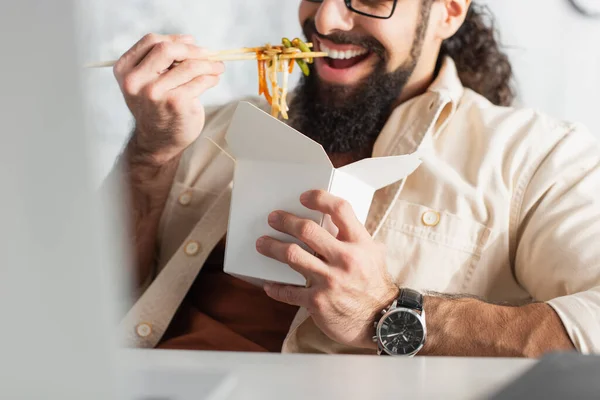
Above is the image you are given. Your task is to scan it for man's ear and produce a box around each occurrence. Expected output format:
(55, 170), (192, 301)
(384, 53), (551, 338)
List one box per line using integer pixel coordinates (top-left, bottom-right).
(434, 0), (471, 40)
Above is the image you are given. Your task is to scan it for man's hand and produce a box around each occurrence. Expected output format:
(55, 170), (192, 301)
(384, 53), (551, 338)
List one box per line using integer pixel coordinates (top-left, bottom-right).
(110, 33), (224, 287)
(114, 33), (225, 166)
(256, 190), (399, 349)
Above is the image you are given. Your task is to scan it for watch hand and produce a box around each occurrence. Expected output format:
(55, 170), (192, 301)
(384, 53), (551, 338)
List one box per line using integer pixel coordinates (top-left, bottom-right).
(384, 327), (408, 338)
(383, 332), (403, 338)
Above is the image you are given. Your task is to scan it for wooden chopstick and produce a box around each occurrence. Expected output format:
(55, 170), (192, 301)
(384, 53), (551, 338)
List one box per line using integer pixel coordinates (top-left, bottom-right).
(84, 45), (325, 68)
(214, 43), (313, 56)
(279, 52), (327, 60)
(215, 51), (327, 62)
(85, 60), (121, 68)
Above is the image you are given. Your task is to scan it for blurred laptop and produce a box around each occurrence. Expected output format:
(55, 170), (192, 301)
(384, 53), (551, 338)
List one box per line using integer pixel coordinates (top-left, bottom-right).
(490, 353), (600, 400)
(0, 1), (234, 399)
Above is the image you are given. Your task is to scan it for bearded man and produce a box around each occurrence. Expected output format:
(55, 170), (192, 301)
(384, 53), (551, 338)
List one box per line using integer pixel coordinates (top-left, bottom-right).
(110, 0), (600, 356)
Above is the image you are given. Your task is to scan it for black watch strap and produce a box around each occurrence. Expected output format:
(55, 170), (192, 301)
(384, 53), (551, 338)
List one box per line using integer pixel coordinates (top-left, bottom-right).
(377, 288), (424, 356)
(397, 288), (423, 312)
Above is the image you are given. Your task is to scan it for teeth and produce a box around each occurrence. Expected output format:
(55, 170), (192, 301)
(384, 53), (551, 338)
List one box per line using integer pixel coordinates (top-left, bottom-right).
(320, 42), (368, 60)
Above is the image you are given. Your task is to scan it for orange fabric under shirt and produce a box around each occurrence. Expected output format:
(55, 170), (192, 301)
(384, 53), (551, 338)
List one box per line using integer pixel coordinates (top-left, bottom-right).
(158, 240), (299, 352)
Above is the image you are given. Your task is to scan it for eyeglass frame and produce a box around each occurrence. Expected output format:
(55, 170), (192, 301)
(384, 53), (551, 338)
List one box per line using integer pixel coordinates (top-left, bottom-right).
(304, 0), (398, 20)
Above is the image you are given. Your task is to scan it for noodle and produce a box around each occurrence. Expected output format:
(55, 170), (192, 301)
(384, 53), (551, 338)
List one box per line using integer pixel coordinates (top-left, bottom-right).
(256, 38), (314, 119)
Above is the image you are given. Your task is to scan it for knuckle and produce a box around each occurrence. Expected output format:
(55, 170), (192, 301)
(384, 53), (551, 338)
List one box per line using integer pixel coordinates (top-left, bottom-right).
(164, 93), (185, 112)
(333, 199), (351, 216)
(122, 74), (140, 96)
(338, 251), (357, 268)
(299, 220), (318, 239)
(154, 41), (171, 55)
(322, 273), (336, 288)
(285, 244), (302, 265)
(283, 287), (295, 302)
(283, 288), (296, 304)
(309, 293), (323, 311)
(143, 33), (160, 44)
(141, 84), (161, 103)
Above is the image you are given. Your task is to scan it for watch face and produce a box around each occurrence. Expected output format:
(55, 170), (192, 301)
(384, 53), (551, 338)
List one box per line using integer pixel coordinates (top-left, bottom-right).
(378, 308), (425, 356)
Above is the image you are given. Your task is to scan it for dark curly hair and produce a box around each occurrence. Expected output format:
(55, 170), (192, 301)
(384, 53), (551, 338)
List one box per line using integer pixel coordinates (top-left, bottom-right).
(438, 2), (515, 106)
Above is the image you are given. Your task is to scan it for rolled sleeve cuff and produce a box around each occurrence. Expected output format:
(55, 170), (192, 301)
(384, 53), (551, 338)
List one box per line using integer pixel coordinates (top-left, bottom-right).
(547, 287), (600, 354)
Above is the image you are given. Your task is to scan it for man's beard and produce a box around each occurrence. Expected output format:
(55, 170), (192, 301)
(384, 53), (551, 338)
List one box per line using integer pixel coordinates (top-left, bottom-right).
(287, 19), (428, 155)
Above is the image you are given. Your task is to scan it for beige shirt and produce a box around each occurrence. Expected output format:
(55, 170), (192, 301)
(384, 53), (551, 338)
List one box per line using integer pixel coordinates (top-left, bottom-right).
(119, 58), (600, 354)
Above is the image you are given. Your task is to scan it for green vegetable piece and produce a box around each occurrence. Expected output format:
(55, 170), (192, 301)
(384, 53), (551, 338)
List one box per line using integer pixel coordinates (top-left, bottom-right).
(296, 59), (310, 76)
(292, 37), (311, 54)
(288, 38), (311, 76)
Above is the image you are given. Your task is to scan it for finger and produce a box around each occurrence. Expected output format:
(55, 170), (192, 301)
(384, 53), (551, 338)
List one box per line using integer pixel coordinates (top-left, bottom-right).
(152, 59), (225, 94)
(267, 211), (339, 261)
(171, 74), (221, 100)
(123, 44), (212, 96)
(263, 282), (309, 307)
(256, 236), (329, 279)
(300, 190), (368, 242)
(114, 33), (194, 81)
(135, 42), (210, 77)
(157, 75), (219, 116)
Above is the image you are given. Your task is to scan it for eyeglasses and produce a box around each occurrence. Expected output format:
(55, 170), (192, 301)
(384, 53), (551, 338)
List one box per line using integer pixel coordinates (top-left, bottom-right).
(304, 0), (398, 20)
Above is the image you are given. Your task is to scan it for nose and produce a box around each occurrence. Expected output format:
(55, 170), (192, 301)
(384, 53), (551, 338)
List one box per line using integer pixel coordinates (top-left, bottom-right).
(314, 0), (355, 35)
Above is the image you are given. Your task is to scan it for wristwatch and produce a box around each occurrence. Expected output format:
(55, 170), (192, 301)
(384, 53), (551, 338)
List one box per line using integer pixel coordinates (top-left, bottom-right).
(373, 288), (427, 356)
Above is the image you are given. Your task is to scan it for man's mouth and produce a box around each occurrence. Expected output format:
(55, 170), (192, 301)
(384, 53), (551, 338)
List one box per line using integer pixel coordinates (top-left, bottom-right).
(313, 36), (376, 84)
(319, 41), (370, 69)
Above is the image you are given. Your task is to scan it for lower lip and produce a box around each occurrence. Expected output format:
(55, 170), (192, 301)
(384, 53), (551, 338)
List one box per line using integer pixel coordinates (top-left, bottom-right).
(314, 43), (375, 84)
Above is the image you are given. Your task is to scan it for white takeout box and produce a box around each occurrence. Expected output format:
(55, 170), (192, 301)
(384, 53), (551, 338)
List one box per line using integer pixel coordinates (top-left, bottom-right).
(223, 102), (421, 286)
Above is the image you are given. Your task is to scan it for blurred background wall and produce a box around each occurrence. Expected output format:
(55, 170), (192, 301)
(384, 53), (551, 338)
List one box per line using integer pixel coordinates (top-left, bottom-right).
(80, 0), (600, 184)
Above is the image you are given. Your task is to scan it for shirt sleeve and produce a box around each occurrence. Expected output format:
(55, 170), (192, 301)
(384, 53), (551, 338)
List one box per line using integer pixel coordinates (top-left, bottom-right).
(514, 124), (600, 354)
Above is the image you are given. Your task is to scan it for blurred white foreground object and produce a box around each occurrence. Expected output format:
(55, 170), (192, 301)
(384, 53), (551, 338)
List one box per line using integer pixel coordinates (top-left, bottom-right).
(0, 1), (233, 399)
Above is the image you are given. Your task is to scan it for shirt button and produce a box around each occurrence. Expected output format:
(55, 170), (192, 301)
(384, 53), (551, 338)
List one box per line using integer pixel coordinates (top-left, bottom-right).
(178, 191), (192, 206)
(184, 240), (201, 256)
(422, 210), (440, 227)
(136, 323), (152, 338)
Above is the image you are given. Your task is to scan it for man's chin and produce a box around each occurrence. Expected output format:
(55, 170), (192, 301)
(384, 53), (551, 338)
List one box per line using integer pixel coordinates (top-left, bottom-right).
(312, 82), (360, 108)
(310, 70), (368, 107)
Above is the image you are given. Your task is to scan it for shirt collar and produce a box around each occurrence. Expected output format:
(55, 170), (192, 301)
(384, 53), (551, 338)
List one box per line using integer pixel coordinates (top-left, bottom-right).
(427, 57), (464, 105)
(372, 57), (464, 158)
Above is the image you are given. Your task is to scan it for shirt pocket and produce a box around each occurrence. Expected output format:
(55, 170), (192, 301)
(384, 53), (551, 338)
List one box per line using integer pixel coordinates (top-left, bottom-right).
(377, 200), (493, 293)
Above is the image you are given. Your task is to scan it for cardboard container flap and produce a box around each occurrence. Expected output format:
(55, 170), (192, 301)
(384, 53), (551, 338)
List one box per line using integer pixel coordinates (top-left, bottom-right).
(227, 102), (332, 166)
(329, 169), (376, 224)
(337, 155), (421, 190)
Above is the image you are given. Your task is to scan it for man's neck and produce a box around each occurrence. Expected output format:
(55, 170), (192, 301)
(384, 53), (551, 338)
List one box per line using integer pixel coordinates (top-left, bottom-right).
(394, 71), (435, 108)
(393, 52), (440, 108)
